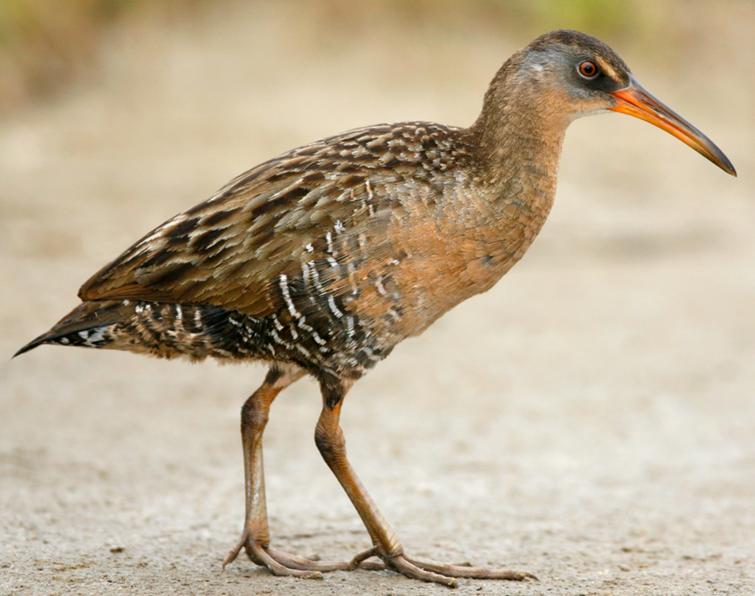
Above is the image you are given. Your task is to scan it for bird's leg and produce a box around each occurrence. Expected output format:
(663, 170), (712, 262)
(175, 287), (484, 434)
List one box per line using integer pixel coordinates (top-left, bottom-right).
(314, 380), (537, 587)
(222, 364), (353, 577)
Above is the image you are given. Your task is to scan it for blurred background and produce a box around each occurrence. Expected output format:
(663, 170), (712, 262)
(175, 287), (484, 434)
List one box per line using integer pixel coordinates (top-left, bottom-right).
(2, 1), (753, 594)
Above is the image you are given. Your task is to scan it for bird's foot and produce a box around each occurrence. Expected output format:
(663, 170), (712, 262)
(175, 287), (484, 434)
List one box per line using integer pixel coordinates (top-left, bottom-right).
(223, 532), (535, 587)
(359, 546), (536, 588)
(222, 528), (353, 579)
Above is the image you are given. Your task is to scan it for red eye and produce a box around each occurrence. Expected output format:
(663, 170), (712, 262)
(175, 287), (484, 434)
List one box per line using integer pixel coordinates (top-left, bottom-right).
(578, 60), (599, 79)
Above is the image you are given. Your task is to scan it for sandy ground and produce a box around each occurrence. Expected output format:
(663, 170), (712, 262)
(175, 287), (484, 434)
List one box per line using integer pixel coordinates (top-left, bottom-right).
(2, 3), (754, 595)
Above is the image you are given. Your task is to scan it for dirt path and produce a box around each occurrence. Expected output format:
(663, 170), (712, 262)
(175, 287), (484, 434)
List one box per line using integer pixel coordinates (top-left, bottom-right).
(2, 3), (754, 594)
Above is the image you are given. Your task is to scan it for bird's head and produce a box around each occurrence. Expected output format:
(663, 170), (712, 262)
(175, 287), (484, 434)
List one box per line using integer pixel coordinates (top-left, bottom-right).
(503, 29), (736, 176)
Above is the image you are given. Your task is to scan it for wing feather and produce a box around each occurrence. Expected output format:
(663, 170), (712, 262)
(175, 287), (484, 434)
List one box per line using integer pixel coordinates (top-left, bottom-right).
(77, 124), (432, 317)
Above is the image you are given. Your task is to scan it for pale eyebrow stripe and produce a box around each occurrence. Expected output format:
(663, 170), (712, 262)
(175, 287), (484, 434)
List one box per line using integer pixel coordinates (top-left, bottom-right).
(595, 55), (621, 83)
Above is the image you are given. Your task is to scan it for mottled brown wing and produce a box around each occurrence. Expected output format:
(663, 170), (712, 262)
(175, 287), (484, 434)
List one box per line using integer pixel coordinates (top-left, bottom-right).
(78, 124), (433, 317)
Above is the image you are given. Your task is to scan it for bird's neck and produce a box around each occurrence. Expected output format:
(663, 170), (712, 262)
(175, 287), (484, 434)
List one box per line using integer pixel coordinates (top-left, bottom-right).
(455, 74), (571, 280)
(468, 73), (570, 205)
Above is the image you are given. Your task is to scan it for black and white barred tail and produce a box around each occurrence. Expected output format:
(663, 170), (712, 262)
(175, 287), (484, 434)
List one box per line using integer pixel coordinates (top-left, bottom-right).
(15, 301), (126, 356)
(14, 300), (249, 361)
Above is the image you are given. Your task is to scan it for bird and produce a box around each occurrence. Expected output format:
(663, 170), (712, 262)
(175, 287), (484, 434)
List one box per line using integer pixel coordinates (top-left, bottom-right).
(15, 29), (736, 588)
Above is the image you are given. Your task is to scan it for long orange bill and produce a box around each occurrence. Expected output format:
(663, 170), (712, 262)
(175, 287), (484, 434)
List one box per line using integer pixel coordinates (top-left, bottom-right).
(611, 77), (736, 176)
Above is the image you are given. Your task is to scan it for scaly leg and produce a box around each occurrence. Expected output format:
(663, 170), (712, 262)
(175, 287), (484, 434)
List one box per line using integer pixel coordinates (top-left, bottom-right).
(314, 379), (537, 587)
(222, 364), (354, 577)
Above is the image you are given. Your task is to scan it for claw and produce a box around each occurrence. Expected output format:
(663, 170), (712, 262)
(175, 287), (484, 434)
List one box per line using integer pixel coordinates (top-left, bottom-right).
(222, 535), (246, 570)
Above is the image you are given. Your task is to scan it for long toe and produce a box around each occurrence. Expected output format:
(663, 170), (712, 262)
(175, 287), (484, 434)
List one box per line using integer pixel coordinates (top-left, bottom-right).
(248, 543), (323, 579)
(266, 546), (353, 572)
(388, 555), (459, 588)
(222, 534), (248, 569)
(404, 555), (537, 581)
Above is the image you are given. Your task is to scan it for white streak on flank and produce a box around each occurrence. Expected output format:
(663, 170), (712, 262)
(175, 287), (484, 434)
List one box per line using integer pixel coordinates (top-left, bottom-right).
(297, 316), (314, 333)
(345, 316), (355, 337)
(295, 344), (311, 358)
(375, 277), (387, 296)
(365, 179), (374, 202)
(301, 262), (310, 285)
(325, 232), (334, 254)
(271, 314), (284, 331)
(309, 262), (324, 291)
(59, 337), (70, 345)
(194, 308), (202, 327)
(346, 262), (358, 296)
(123, 299), (130, 306)
(334, 219), (345, 234)
(279, 274), (301, 319)
(270, 328), (290, 348)
(78, 331), (89, 339)
(327, 295), (343, 318)
(311, 331), (327, 346)
(305, 243), (314, 253)
(175, 305), (183, 320)
(289, 324), (299, 340)
(326, 257), (339, 269)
